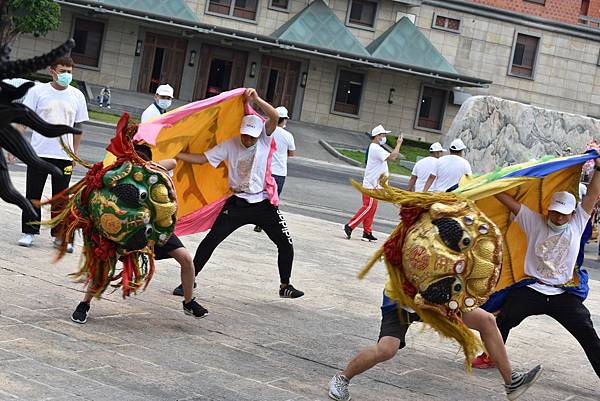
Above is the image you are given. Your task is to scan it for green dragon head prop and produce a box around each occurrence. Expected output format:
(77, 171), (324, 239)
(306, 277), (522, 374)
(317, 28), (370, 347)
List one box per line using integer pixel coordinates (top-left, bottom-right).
(43, 114), (177, 297)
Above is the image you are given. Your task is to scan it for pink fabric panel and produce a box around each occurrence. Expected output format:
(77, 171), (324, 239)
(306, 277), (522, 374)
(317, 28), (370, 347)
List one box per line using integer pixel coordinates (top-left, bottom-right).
(174, 195), (230, 236)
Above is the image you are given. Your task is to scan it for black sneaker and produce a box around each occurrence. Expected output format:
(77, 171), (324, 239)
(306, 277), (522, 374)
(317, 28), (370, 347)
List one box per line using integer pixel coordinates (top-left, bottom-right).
(183, 298), (208, 318)
(362, 232), (378, 242)
(253, 225), (262, 232)
(505, 364), (543, 400)
(343, 224), (352, 239)
(71, 301), (90, 324)
(279, 284), (304, 298)
(172, 282), (197, 297)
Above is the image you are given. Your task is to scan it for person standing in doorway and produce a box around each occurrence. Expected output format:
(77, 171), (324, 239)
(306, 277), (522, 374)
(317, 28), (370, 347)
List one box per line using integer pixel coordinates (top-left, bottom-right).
(407, 142), (445, 192)
(141, 84), (174, 122)
(18, 56), (88, 252)
(254, 106), (295, 233)
(343, 125), (402, 242)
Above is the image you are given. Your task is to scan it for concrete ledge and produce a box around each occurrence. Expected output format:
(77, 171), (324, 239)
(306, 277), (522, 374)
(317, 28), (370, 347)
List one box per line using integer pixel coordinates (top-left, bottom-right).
(318, 139), (362, 167)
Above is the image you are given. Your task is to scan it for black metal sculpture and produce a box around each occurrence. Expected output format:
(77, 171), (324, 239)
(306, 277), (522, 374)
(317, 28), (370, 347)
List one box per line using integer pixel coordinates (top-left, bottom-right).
(0, 39), (81, 215)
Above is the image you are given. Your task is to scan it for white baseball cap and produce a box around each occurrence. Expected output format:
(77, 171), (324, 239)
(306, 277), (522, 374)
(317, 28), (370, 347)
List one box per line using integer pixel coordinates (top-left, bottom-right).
(240, 115), (264, 138)
(548, 191), (576, 215)
(276, 106), (289, 119)
(155, 84), (174, 98)
(449, 138), (467, 151)
(429, 142), (446, 152)
(371, 124), (391, 137)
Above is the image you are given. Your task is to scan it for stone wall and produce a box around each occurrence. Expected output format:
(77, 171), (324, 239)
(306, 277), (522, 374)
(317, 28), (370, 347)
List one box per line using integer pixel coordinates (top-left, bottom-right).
(444, 95), (600, 173)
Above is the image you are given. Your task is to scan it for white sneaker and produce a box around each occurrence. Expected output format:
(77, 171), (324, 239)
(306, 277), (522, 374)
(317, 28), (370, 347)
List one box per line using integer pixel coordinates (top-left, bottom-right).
(17, 234), (34, 247)
(328, 373), (351, 401)
(53, 237), (74, 253)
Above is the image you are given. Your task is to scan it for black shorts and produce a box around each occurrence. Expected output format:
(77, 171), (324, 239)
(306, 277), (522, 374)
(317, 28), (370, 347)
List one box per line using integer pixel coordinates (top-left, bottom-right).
(155, 234), (184, 260)
(378, 308), (421, 349)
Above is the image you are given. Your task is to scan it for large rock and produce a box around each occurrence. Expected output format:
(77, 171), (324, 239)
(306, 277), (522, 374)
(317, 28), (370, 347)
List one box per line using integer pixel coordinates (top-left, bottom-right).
(444, 96), (600, 173)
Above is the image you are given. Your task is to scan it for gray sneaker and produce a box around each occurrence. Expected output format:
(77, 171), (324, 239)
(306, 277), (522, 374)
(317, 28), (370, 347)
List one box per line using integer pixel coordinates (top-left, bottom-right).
(328, 373), (351, 401)
(505, 364), (543, 400)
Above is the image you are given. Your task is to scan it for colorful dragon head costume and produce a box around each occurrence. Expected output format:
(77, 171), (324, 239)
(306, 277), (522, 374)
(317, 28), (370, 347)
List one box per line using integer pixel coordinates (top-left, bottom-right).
(357, 180), (502, 368)
(45, 114), (177, 298)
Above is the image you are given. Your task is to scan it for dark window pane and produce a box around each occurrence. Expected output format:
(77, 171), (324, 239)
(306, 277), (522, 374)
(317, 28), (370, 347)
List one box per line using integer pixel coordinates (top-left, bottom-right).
(334, 70), (364, 115)
(513, 43), (525, 65)
(233, 0), (257, 19)
(71, 18), (104, 67)
(447, 18), (460, 30)
(271, 0), (288, 9)
(349, 0), (376, 27)
(208, 0), (232, 15)
(435, 15), (447, 27)
(417, 87), (447, 130)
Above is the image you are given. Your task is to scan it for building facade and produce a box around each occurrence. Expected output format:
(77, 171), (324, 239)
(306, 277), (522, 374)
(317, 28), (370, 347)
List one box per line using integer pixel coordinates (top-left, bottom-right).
(11, 0), (600, 142)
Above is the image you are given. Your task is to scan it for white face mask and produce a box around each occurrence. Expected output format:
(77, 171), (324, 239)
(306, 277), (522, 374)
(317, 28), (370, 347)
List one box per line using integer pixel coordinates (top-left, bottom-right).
(379, 137), (387, 145)
(157, 99), (172, 110)
(547, 218), (568, 233)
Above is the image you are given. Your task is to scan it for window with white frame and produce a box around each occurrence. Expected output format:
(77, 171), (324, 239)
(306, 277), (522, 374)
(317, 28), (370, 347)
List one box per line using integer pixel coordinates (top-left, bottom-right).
(347, 0), (377, 28)
(71, 18), (104, 67)
(432, 13), (461, 33)
(333, 69), (365, 115)
(509, 33), (540, 78)
(207, 0), (258, 21)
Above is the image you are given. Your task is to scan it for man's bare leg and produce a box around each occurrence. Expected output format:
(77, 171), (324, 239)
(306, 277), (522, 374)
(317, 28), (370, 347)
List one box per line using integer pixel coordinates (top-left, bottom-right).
(342, 336), (401, 379)
(462, 308), (512, 384)
(169, 247), (194, 303)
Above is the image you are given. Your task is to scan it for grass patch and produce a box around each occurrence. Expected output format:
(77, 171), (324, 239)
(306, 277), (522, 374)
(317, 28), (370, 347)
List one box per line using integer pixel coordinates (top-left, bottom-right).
(88, 110), (139, 125)
(89, 110), (121, 124)
(338, 148), (413, 176)
(386, 135), (431, 162)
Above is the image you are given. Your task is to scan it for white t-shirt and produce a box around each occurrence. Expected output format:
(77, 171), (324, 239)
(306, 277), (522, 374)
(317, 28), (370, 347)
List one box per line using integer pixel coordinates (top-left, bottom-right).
(430, 155), (472, 192)
(141, 103), (163, 123)
(363, 143), (389, 189)
(515, 204), (590, 295)
(23, 82), (88, 160)
(411, 156), (438, 192)
(205, 131), (273, 203)
(270, 126), (295, 177)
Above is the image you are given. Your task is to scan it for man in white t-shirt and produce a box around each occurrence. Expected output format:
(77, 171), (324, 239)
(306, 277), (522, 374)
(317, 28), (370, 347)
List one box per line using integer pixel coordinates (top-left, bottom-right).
(478, 163), (600, 379)
(423, 138), (472, 192)
(18, 56), (88, 251)
(175, 89), (304, 300)
(407, 142), (445, 192)
(343, 125), (402, 242)
(254, 105), (295, 233)
(141, 84), (173, 123)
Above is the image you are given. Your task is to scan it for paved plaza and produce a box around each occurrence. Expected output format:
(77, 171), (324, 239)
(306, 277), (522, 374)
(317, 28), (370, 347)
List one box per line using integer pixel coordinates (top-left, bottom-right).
(0, 171), (598, 401)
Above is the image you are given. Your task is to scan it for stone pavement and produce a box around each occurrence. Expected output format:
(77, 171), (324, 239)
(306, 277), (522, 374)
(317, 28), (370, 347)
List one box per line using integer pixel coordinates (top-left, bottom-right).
(0, 171), (598, 401)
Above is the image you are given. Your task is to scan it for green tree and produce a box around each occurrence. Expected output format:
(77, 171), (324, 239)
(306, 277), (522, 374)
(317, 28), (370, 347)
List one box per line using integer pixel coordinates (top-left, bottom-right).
(0, 0), (61, 46)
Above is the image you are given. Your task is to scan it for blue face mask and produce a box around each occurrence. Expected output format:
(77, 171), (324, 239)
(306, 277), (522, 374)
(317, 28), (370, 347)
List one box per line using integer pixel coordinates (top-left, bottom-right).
(157, 99), (172, 110)
(55, 72), (72, 87)
(379, 137), (387, 146)
(547, 218), (568, 233)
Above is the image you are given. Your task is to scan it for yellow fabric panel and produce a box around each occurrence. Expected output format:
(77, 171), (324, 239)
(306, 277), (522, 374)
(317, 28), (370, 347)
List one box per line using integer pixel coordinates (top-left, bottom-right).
(149, 95), (245, 218)
(459, 164), (582, 291)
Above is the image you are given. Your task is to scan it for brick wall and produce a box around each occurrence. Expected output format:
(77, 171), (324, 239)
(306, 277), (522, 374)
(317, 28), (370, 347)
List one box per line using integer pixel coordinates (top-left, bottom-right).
(469, 0), (583, 25)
